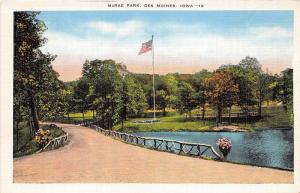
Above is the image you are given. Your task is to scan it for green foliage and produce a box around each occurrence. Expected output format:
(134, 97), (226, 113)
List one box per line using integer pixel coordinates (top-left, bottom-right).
(82, 59), (125, 129)
(156, 74), (179, 113)
(204, 70), (239, 123)
(122, 76), (147, 118)
(14, 12), (64, 150)
(156, 89), (168, 115)
(191, 70), (212, 119)
(218, 64), (256, 111)
(72, 77), (90, 119)
(273, 68), (293, 112)
(177, 82), (198, 118)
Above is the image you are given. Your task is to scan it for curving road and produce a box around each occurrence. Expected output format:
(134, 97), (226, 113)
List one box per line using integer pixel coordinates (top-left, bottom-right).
(13, 123), (293, 183)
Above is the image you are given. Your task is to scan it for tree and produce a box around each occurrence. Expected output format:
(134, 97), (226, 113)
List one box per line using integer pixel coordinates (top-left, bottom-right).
(161, 74), (179, 109)
(82, 59), (124, 129)
(155, 74), (179, 115)
(156, 89), (168, 116)
(257, 72), (274, 116)
(204, 70), (239, 125)
(217, 64), (256, 116)
(238, 56), (264, 116)
(273, 68), (293, 112)
(14, 12), (57, 132)
(191, 70), (212, 119)
(121, 76), (147, 121)
(62, 89), (74, 119)
(73, 78), (90, 120)
(177, 82), (198, 119)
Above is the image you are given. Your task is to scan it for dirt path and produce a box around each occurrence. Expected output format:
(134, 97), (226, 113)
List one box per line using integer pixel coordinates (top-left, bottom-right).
(13, 123), (293, 183)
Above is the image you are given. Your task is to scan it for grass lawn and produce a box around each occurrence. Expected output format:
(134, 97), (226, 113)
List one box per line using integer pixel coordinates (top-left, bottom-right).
(113, 113), (215, 132)
(113, 106), (293, 132)
(64, 105), (292, 133)
(66, 111), (95, 120)
(242, 106), (293, 129)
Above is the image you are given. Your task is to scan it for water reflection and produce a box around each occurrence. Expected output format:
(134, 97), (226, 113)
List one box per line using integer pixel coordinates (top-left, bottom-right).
(133, 129), (294, 169)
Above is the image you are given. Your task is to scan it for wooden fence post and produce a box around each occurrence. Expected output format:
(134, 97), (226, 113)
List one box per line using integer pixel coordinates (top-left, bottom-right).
(179, 143), (183, 154)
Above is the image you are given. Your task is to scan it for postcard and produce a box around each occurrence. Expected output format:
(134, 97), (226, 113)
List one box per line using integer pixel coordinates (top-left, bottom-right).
(0, 0), (299, 193)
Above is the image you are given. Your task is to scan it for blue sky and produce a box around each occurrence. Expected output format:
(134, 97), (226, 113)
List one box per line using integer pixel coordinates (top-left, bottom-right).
(38, 11), (294, 81)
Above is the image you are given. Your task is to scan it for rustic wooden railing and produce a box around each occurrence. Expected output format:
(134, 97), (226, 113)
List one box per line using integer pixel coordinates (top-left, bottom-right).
(36, 133), (69, 153)
(86, 123), (222, 160)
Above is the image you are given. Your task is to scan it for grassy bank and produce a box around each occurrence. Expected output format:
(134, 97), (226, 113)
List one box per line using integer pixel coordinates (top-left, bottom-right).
(13, 124), (66, 158)
(65, 106), (292, 132)
(113, 106), (292, 132)
(114, 114), (215, 132)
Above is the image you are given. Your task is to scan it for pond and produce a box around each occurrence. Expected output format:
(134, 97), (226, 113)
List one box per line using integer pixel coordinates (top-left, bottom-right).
(133, 129), (294, 170)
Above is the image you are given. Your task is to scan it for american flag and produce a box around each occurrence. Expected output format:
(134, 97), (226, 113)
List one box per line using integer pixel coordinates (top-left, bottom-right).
(138, 39), (152, 55)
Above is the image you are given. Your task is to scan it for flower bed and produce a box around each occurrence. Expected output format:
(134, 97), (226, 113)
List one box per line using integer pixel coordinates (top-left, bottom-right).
(14, 124), (66, 158)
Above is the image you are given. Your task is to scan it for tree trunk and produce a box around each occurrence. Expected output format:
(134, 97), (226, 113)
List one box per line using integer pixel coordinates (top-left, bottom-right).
(202, 104), (205, 120)
(163, 106), (166, 116)
(258, 100), (262, 118)
(283, 74), (288, 112)
(229, 106), (232, 124)
(283, 103), (288, 112)
(82, 110), (85, 121)
(92, 109), (95, 119)
(189, 111), (192, 119)
(15, 119), (19, 151)
(27, 89), (39, 132)
(217, 107), (222, 126)
(258, 90), (262, 118)
(123, 105), (127, 121)
(109, 118), (112, 130)
(15, 100), (21, 151)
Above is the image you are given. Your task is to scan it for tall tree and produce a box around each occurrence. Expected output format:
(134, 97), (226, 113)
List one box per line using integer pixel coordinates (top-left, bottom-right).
(82, 59), (124, 129)
(156, 89), (168, 116)
(73, 78), (90, 120)
(14, 12), (57, 131)
(177, 82), (198, 119)
(218, 64), (256, 115)
(121, 76), (147, 120)
(204, 70), (239, 125)
(273, 68), (293, 112)
(191, 70), (212, 119)
(238, 56), (263, 116)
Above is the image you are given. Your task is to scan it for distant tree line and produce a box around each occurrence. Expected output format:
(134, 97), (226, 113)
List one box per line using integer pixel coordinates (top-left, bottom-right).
(64, 57), (293, 128)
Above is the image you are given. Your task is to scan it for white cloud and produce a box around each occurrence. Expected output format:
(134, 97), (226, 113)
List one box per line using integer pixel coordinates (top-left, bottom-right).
(87, 20), (144, 38)
(42, 24), (293, 74)
(249, 26), (293, 39)
(42, 31), (135, 57)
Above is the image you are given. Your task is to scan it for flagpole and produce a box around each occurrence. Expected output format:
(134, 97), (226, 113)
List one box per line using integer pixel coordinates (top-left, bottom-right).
(152, 35), (156, 120)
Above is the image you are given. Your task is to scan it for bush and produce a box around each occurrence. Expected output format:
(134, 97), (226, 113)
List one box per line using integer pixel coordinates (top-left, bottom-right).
(14, 124), (65, 158)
